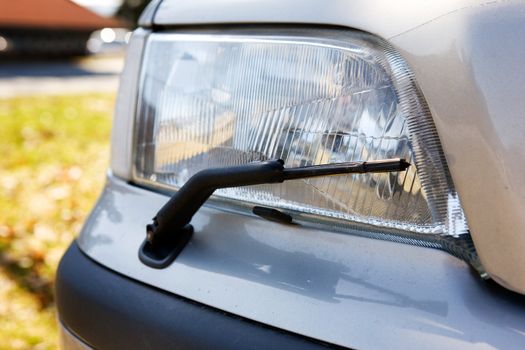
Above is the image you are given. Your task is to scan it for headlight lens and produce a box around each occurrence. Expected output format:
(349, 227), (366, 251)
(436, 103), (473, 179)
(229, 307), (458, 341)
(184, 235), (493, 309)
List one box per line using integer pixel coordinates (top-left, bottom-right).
(133, 29), (469, 240)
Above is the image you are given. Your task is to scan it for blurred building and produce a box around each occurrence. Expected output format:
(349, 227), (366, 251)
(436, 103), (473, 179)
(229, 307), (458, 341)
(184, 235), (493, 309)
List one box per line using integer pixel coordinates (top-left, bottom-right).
(0, 0), (126, 57)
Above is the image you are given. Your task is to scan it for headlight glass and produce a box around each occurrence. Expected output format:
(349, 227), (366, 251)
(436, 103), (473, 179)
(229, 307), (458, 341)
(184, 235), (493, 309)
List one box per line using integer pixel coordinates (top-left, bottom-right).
(133, 29), (469, 239)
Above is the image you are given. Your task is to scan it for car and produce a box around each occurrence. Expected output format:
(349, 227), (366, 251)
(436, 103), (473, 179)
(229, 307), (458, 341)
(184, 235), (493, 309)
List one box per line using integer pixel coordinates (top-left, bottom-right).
(55, 0), (525, 349)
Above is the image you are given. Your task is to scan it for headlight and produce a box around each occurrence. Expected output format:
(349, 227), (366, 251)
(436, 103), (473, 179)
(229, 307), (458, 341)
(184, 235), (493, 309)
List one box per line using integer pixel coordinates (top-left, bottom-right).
(132, 29), (481, 272)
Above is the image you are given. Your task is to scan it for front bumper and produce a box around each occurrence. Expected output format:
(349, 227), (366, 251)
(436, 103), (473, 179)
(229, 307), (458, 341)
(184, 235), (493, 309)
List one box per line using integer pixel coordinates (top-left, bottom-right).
(56, 242), (340, 349)
(68, 176), (525, 349)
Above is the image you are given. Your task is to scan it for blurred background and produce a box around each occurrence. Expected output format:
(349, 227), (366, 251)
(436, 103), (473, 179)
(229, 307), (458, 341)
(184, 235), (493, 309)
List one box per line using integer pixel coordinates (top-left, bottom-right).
(0, 0), (150, 348)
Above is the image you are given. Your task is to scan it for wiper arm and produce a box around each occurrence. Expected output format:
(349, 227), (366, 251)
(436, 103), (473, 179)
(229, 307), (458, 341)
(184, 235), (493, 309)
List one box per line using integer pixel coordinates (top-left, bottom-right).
(139, 158), (410, 268)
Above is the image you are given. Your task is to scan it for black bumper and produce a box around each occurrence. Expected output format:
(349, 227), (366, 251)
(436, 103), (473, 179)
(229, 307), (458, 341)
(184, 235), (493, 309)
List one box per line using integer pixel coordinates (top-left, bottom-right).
(56, 242), (344, 349)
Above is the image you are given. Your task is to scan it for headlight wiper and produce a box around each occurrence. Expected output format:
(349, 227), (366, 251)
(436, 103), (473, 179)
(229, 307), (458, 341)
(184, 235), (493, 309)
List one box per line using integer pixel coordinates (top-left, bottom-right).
(139, 158), (410, 268)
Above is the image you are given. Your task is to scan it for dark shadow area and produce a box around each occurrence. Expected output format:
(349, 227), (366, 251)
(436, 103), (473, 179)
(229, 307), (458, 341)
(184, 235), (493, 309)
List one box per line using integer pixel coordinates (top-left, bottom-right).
(0, 60), (115, 79)
(0, 243), (55, 309)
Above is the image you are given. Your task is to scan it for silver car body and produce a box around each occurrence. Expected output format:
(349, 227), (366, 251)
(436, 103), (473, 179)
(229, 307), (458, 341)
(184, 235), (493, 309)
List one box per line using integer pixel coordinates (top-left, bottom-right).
(79, 0), (525, 349)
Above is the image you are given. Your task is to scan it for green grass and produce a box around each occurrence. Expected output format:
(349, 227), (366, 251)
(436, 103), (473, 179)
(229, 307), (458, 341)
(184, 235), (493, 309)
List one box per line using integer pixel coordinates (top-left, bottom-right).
(0, 94), (114, 349)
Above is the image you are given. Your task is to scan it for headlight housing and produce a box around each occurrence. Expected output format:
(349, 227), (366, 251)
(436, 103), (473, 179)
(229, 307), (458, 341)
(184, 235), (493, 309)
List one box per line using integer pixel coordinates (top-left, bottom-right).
(131, 29), (481, 272)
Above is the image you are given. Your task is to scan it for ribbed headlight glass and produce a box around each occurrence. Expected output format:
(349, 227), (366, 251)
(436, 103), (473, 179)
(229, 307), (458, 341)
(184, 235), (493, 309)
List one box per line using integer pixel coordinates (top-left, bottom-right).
(133, 29), (469, 238)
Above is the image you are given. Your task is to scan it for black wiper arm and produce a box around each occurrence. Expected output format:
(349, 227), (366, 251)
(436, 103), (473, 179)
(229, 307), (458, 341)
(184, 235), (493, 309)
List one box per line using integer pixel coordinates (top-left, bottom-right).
(139, 158), (409, 268)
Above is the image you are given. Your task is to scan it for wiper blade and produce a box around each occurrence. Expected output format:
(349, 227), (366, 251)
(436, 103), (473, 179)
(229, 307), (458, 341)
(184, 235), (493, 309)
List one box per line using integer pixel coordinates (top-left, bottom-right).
(281, 158), (409, 180)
